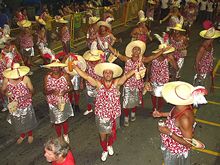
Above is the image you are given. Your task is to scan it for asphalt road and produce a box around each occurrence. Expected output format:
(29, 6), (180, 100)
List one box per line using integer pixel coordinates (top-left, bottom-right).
(0, 20), (220, 165)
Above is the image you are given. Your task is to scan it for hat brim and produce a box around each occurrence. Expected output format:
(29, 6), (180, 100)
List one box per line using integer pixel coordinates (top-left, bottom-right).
(199, 30), (220, 39)
(43, 62), (67, 68)
(55, 19), (68, 24)
(162, 81), (194, 105)
(152, 47), (175, 54)
(97, 21), (112, 30)
(35, 16), (46, 25)
(137, 18), (148, 24)
(83, 50), (102, 61)
(148, 1), (156, 5)
(3, 66), (30, 79)
(170, 27), (186, 32)
(64, 55), (87, 76)
(94, 62), (123, 78)
(89, 17), (100, 24)
(125, 40), (146, 57)
(17, 21), (32, 27)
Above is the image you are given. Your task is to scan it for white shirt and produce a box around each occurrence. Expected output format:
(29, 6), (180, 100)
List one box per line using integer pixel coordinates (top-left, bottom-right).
(207, 1), (213, 12)
(200, 0), (207, 11)
(161, 0), (169, 9)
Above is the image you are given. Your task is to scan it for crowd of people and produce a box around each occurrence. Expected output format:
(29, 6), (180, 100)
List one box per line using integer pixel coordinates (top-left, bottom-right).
(0, 0), (220, 164)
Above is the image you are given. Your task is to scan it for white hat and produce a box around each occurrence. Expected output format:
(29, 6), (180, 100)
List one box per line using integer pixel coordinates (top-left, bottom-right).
(3, 63), (30, 79)
(137, 10), (148, 24)
(125, 40), (146, 57)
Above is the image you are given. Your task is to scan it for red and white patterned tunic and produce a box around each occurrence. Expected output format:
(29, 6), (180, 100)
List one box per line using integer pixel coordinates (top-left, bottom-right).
(46, 74), (69, 106)
(87, 26), (98, 48)
(97, 34), (113, 51)
(85, 61), (101, 87)
(1, 47), (22, 68)
(124, 59), (145, 90)
(0, 59), (6, 81)
(170, 37), (186, 61)
(198, 48), (214, 74)
(169, 16), (181, 28)
(7, 80), (32, 109)
(95, 83), (121, 120)
(150, 58), (169, 84)
(61, 26), (70, 43)
(19, 33), (34, 49)
(161, 108), (190, 155)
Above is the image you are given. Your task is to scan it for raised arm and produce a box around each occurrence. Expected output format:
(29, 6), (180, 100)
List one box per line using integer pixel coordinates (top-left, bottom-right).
(108, 45), (129, 62)
(142, 49), (165, 63)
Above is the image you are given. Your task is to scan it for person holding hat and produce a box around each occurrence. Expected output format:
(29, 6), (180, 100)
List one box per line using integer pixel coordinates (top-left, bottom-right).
(43, 60), (74, 143)
(1, 63), (38, 144)
(169, 23), (189, 79)
(71, 61), (136, 162)
(86, 16), (100, 49)
(149, 33), (178, 113)
(131, 10), (152, 42)
(109, 40), (169, 126)
(153, 81), (207, 165)
(194, 27), (220, 88)
(82, 49), (103, 115)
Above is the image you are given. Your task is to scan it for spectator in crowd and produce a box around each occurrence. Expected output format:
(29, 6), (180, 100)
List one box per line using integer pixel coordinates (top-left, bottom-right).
(0, 9), (9, 28)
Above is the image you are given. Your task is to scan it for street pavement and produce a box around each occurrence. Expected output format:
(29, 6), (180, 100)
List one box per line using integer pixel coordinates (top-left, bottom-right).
(0, 20), (220, 165)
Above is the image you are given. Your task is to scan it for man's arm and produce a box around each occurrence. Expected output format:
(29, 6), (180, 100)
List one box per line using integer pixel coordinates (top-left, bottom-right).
(108, 45), (129, 62)
(142, 49), (165, 63)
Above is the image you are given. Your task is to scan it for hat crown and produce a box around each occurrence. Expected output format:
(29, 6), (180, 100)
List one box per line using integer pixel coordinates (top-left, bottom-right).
(175, 84), (192, 100)
(12, 63), (21, 69)
(138, 10), (146, 20)
(204, 27), (215, 38)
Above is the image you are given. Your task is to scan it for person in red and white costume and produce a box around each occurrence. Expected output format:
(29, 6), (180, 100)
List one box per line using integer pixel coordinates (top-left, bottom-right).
(109, 40), (170, 126)
(71, 62), (136, 162)
(153, 81), (207, 165)
(43, 60), (74, 144)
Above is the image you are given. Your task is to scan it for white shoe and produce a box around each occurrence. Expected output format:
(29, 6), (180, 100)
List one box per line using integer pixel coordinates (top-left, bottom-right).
(131, 112), (136, 122)
(1, 108), (8, 112)
(83, 109), (93, 116)
(107, 146), (114, 156)
(124, 117), (129, 127)
(63, 134), (70, 144)
(101, 151), (108, 162)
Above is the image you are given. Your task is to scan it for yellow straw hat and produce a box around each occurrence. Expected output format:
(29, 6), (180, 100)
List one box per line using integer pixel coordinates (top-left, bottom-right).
(42, 60), (67, 68)
(125, 40), (146, 57)
(55, 16), (68, 24)
(83, 50), (103, 61)
(152, 44), (175, 54)
(3, 63), (30, 79)
(97, 20), (112, 30)
(169, 23), (186, 31)
(35, 16), (46, 25)
(17, 20), (32, 28)
(94, 62), (123, 78)
(89, 16), (100, 24)
(64, 55), (87, 76)
(148, 0), (156, 5)
(199, 27), (220, 39)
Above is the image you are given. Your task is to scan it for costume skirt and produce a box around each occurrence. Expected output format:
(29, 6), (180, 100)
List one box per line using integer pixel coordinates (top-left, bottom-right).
(122, 87), (140, 108)
(48, 102), (74, 124)
(150, 82), (164, 97)
(7, 105), (38, 134)
(95, 116), (113, 134)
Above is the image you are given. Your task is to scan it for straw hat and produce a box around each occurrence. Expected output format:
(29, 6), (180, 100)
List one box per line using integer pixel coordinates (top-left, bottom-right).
(148, 0), (156, 5)
(55, 16), (68, 24)
(64, 55), (87, 76)
(97, 20), (112, 30)
(188, 0), (197, 4)
(137, 10), (148, 24)
(125, 40), (146, 57)
(17, 20), (32, 28)
(199, 27), (220, 39)
(3, 63), (30, 79)
(35, 16), (46, 25)
(42, 60), (67, 68)
(94, 62), (123, 78)
(89, 16), (100, 24)
(152, 44), (175, 54)
(162, 81), (195, 105)
(170, 23), (186, 31)
(83, 50), (103, 61)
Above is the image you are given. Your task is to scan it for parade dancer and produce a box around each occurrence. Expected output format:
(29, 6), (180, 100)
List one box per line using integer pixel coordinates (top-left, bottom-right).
(82, 49), (103, 115)
(153, 81), (207, 165)
(43, 60), (74, 143)
(109, 40), (169, 126)
(170, 24), (188, 79)
(1, 63), (38, 144)
(149, 33), (178, 112)
(72, 62), (136, 161)
(194, 27), (220, 88)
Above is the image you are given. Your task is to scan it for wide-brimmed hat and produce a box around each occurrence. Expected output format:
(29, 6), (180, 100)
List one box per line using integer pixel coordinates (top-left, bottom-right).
(137, 10), (148, 24)
(199, 27), (220, 39)
(162, 81), (195, 105)
(125, 40), (146, 57)
(3, 63), (30, 79)
(83, 50), (103, 61)
(97, 20), (112, 30)
(148, 0), (156, 5)
(94, 62), (123, 78)
(170, 23), (186, 31)
(35, 16), (46, 25)
(152, 44), (175, 54)
(64, 55), (87, 76)
(17, 20), (32, 28)
(42, 60), (67, 68)
(55, 16), (68, 24)
(89, 16), (100, 24)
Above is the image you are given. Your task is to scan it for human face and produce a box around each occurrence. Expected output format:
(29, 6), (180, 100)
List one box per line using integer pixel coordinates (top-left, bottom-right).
(100, 25), (107, 34)
(51, 67), (61, 74)
(103, 69), (113, 81)
(44, 148), (58, 162)
(132, 46), (141, 58)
